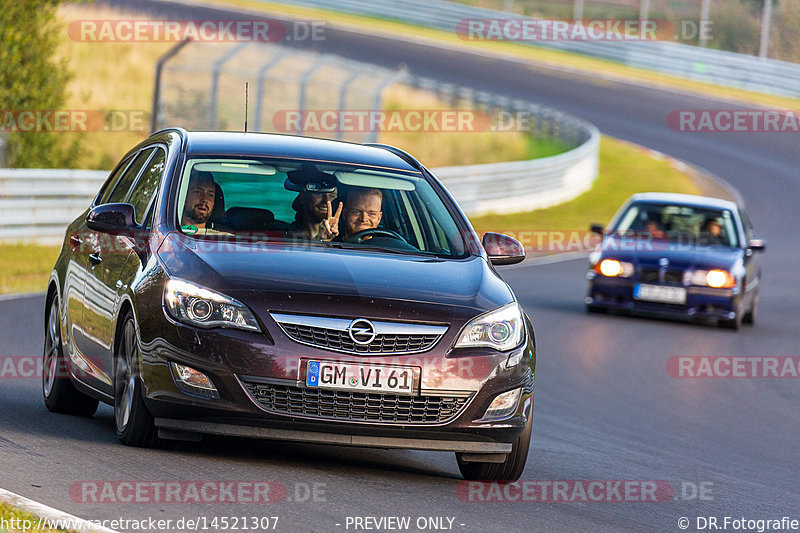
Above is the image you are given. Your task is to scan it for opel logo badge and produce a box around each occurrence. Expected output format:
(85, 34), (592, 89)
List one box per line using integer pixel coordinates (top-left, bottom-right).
(348, 318), (377, 345)
(659, 257), (669, 267)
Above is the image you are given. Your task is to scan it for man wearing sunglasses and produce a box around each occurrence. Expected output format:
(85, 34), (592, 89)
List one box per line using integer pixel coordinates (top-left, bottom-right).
(285, 167), (343, 241)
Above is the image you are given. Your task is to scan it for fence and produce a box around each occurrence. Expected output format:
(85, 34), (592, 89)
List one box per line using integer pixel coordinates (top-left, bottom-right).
(274, 0), (800, 98)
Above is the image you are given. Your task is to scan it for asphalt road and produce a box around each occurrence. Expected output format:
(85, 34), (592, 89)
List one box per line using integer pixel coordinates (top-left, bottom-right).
(1, 1), (799, 531)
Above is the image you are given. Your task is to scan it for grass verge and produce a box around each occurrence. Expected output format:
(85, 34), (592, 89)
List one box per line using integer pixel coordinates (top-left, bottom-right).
(381, 85), (569, 166)
(212, 0), (800, 110)
(0, 244), (61, 296)
(468, 135), (701, 236)
(0, 501), (76, 533)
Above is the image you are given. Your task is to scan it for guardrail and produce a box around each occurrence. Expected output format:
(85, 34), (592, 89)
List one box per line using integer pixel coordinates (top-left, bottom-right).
(0, 169), (107, 243)
(275, 0), (800, 98)
(435, 124), (599, 216)
(0, 116), (598, 242)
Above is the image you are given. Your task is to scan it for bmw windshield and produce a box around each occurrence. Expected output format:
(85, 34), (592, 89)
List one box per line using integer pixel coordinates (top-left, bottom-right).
(611, 202), (739, 248)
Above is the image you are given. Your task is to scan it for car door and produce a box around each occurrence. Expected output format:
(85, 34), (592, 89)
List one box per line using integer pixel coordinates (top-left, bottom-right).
(65, 153), (133, 385)
(73, 148), (155, 393)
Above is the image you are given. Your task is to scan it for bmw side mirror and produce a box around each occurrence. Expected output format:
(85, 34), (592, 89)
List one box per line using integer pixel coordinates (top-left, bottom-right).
(87, 203), (137, 234)
(590, 223), (604, 234)
(482, 232), (525, 266)
(748, 238), (766, 252)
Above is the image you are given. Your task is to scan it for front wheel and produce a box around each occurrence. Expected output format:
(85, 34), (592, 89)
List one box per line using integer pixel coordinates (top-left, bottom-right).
(114, 312), (158, 447)
(743, 290), (759, 325)
(42, 295), (99, 417)
(456, 406), (533, 481)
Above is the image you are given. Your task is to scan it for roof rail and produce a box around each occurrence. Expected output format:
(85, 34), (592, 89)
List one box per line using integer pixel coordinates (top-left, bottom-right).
(364, 143), (424, 172)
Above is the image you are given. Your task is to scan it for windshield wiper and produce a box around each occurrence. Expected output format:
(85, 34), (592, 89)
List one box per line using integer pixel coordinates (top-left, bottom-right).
(325, 241), (448, 258)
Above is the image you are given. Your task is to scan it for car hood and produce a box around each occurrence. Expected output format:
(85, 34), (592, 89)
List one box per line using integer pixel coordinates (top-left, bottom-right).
(600, 237), (743, 270)
(157, 232), (513, 323)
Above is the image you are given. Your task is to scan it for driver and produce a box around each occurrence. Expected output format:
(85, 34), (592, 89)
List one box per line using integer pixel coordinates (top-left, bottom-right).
(181, 169), (217, 233)
(341, 187), (383, 241)
(644, 219), (667, 240)
(703, 218), (726, 245)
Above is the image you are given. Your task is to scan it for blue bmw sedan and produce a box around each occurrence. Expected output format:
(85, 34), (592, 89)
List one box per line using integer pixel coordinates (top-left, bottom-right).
(585, 193), (765, 329)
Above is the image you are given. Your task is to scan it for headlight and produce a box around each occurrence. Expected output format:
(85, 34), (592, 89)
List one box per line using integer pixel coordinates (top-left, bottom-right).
(595, 259), (634, 277)
(455, 303), (525, 351)
(164, 279), (260, 331)
(687, 269), (735, 289)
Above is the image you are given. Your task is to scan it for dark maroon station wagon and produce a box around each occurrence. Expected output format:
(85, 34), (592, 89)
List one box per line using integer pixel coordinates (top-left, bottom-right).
(43, 129), (536, 480)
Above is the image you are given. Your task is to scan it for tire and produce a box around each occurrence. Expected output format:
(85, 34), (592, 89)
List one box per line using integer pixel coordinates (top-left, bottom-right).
(42, 294), (99, 417)
(114, 312), (158, 447)
(743, 290), (759, 325)
(586, 304), (606, 314)
(456, 404), (533, 482)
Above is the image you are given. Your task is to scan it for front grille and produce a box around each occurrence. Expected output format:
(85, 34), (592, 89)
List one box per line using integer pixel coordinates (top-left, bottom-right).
(242, 380), (471, 425)
(269, 313), (448, 355)
(640, 267), (684, 283)
(280, 323), (440, 354)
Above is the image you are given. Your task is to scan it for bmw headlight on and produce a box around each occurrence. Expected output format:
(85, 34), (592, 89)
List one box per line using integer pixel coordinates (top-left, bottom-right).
(686, 269), (736, 289)
(594, 259), (634, 278)
(164, 279), (260, 331)
(455, 303), (525, 351)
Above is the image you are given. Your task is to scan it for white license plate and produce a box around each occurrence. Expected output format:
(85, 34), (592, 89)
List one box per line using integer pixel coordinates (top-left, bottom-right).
(305, 360), (414, 395)
(634, 284), (687, 304)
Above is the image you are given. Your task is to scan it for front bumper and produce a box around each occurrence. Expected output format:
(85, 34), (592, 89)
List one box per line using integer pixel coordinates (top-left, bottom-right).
(587, 274), (739, 321)
(137, 312), (536, 450)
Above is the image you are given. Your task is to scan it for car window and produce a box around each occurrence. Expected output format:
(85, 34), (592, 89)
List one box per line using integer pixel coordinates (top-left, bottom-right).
(96, 155), (134, 205)
(106, 148), (155, 204)
(175, 157), (468, 258)
(127, 147), (166, 226)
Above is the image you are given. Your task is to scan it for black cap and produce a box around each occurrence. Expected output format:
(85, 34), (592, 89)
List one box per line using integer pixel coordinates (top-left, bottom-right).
(285, 166), (337, 193)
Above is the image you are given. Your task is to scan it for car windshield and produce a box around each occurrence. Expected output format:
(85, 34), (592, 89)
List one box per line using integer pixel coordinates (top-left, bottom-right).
(175, 156), (468, 258)
(612, 202), (739, 248)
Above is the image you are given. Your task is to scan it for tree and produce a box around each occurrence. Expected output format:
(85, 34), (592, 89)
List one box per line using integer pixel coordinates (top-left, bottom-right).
(0, 0), (81, 167)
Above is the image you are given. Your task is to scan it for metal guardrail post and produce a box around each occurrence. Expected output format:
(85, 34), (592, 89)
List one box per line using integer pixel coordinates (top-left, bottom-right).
(367, 68), (409, 143)
(209, 42), (250, 129)
(151, 38), (192, 133)
(296, 55), (332, 136)
(336, 67), (366, 140)
(253, 49), (290, 132)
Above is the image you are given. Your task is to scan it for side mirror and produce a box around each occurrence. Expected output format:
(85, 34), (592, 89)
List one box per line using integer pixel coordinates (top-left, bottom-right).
(482, 232), (525, 266)
(86, 203), (137, 234)
(748, 238), (766, 251)
(590, 223), (604, 235)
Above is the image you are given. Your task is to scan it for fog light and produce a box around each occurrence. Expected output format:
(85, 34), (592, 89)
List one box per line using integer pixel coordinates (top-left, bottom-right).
(482, 387), (522, 420)
(170, 362), (219, 399)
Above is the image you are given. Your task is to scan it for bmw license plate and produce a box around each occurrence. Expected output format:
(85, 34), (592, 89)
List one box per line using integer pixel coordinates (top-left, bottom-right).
(634, 284), (687, 304)
(305, 360), (414, 395)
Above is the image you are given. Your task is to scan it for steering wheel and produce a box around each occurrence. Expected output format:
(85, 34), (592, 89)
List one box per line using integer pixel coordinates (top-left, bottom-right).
(345, 228), (408, 244)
